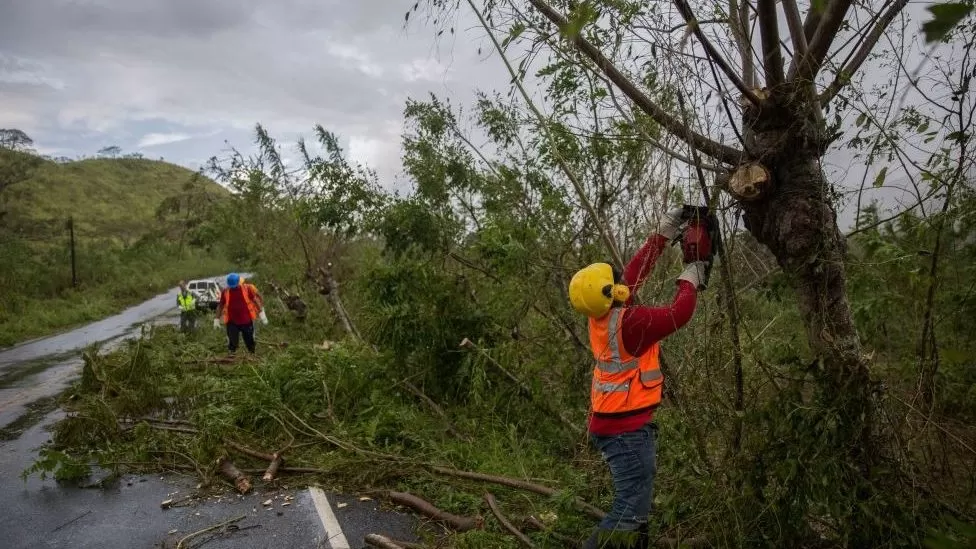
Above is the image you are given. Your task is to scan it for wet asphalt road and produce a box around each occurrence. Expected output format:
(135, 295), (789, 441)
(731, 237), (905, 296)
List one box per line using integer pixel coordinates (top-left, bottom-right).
(0, 279), (417, 548)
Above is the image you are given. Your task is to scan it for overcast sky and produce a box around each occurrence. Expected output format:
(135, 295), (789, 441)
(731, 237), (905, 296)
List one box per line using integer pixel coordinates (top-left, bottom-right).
(0, 0), (954, 230)
(0, 0), (508, 188)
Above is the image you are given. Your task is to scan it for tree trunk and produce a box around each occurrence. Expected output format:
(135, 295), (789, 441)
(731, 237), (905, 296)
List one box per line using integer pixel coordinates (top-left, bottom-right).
(739, 99), (869, 395)
(739, 104), (878, 542)
(741, 156), (866, 383)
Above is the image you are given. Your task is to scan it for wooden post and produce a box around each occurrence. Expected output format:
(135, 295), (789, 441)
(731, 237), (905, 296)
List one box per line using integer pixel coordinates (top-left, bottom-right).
(68, 216), (77, 288)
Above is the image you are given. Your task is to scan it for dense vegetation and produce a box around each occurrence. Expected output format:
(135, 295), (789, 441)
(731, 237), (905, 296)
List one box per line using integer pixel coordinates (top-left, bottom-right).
(11, 1), (976, 548)
(0, 146), (229, 346)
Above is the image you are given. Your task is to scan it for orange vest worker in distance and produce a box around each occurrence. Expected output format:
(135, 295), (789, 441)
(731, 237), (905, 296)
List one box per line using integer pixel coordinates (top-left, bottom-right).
(569, 208), (713, 549)
(215, 273), (263, 354)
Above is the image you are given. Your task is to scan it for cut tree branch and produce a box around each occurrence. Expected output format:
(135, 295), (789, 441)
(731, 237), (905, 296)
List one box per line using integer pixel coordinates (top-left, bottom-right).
(819, 0), (909, 104)
(364, 535), (406, 549)
(789, 0), (854, 82)
(756, 0), (786, 87)
(525, 0), (743, 165)
(376, 490), (483, 532)
(216, 457), (252, 494)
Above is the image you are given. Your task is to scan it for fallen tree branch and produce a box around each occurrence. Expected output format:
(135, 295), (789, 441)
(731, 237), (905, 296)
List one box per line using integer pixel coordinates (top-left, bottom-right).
(176, 514), (246, 549)
(216, 456), (252, 494)
(225, 440), (275, 462)
(429, 466), (606, 520)
(399, 379), (467, 441)
(263, 453), (284, 481)
(121, 422), (199, 435)
(375, 490), (483, 532)
(160, 492), (202, 509)
(364, 534), (407, 549)
(485, 493), (535, 547)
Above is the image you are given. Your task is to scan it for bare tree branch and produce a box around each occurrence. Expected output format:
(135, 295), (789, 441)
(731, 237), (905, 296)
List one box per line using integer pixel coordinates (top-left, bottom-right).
(789, 0), (854, 82)
(729, 0), (757, 89)
(756, 0), (786, 87)
(782, 0), (810, 63)
(672, 0), (763, 104)
(802, 4), (824, 42)
(819, 0), (910, 104)
(525, 0), (743, 165)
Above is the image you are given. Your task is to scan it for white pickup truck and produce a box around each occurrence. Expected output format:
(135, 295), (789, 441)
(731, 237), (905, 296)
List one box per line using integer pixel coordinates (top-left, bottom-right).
(186, 279), (222, 311)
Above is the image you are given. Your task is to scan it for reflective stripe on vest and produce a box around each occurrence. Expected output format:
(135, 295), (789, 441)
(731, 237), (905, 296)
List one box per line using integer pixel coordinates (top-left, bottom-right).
(588, 306), (664, 416)
(222, 286), (259, 323)
(595, 309), (639, 373)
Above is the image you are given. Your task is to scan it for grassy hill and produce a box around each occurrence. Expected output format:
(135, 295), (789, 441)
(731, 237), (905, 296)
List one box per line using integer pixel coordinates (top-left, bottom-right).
(0, 151), (233, 347)
(2, 152), (226, 241)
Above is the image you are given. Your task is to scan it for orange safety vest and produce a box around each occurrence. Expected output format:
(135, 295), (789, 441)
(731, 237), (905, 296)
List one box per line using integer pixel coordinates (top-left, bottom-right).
(221, 284), (260, 323)
(588, 307), (664, 417)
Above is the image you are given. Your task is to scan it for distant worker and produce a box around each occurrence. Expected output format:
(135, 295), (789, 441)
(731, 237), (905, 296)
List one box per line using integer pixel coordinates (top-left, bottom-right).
(214, 273), (264, 354)
(176, 280), (197, 333)
(568, 207), (714, 549)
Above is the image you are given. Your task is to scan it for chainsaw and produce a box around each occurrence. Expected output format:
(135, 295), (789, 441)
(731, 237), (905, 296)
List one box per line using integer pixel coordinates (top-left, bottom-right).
(674, 204), (721, 288)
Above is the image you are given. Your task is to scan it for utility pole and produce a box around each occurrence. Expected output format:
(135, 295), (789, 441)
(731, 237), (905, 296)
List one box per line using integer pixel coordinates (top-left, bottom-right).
(68, 216), (77, 288)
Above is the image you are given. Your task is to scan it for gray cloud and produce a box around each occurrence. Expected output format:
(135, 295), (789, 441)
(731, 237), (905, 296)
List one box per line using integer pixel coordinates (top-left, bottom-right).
(0, 0), (502, 185)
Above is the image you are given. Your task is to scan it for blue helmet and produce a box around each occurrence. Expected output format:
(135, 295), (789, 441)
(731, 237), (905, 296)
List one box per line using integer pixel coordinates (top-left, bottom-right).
(226, 273), (240, 288)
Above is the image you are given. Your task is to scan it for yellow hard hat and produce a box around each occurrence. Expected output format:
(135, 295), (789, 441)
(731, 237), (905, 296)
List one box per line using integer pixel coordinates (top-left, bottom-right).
(568, 263), (630, 318)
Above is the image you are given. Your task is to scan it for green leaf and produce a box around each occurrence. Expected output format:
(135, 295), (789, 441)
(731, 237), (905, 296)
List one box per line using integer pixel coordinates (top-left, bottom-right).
(947, 130), (967, 143)
(501, 22), (525, 49)
(872, 167), (888, 188)
(561, 1), (598, 40)
(812, 0), (828, 15)
(921, 3), (973, 43)
(856, 113), (867, 128)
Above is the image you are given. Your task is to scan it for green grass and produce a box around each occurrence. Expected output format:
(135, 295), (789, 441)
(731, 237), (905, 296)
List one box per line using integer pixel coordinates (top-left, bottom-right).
(0, 252), (230, 348)
(3, 151), (226, 240)
(0, 150), (233, 347)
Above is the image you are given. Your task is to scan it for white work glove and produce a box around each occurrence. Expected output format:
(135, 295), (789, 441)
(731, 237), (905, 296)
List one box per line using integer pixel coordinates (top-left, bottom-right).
(677, 261), (711, 290)
(213, 317), (221, 329)
(258, 310), (268, 325)
(655, 207), (685, 240)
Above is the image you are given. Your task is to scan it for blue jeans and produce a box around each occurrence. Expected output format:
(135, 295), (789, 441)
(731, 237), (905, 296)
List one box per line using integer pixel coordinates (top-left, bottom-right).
(585, 423), (657, 547)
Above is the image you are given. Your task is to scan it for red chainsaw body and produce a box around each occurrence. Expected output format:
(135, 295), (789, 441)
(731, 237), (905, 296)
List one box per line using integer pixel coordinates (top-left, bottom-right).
(682, 221), (713, 262)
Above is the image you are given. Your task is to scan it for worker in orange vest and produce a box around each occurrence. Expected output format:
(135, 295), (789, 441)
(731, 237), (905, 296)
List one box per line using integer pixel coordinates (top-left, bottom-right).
(569, 208), (713, 549)
(214, 273), (264, 354)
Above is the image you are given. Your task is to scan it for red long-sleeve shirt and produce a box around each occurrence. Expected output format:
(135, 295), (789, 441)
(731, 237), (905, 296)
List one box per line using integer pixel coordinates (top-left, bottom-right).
(588, 234), (698, 436)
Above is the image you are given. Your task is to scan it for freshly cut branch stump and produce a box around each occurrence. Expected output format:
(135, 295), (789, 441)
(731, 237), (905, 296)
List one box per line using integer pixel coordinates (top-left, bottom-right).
(224, 440), (286, 481)
(216, 456), (252, 494)
(263, 453), (284, 481)
(726, 162), (771, 201)
(378, 490), (483, 532)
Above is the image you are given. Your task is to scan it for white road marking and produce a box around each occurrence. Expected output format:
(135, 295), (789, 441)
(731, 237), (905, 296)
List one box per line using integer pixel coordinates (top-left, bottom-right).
(309, 486), (350, 549)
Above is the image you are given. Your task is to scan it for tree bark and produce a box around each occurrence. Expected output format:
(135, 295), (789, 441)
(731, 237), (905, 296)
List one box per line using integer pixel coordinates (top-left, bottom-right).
(739, 153), (867, 387)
